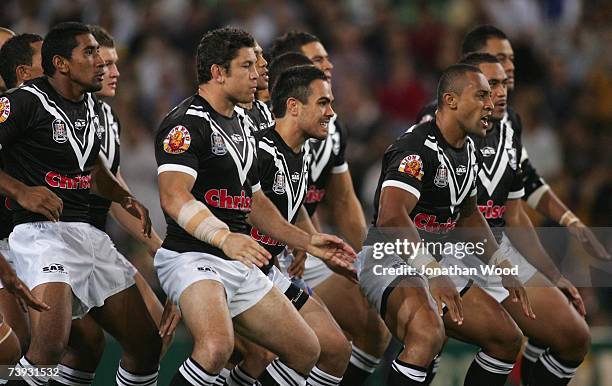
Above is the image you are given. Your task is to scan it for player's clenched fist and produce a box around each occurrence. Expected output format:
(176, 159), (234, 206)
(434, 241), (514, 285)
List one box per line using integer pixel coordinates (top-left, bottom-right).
(221, 232), (272, 268)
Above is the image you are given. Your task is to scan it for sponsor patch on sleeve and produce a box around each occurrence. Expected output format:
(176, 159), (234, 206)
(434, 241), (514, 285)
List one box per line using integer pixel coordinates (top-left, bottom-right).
(0, 97), (11, 123)
(163, 125), (191, 154)
(398, 154), (424, 180)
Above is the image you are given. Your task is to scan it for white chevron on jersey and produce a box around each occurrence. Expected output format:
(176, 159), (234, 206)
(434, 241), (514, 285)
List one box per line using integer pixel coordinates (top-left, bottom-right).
(23, 84), (98, 171)
(99, 101), (119, 169)
(309, 114), (338, 181)
(478, 115), (516, 196)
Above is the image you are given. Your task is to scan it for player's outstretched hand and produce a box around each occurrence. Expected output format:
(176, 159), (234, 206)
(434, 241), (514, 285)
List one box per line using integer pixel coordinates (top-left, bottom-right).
(158, 298), (181, 337)
(568, 221), (610, 260)
(501, 273), (536, 319)
(121, 196), (152, 237)
(556, 276), (586, 317)
(0, 257), (50, 312)
(288, 249), (307, 278)
(221, 233), (272, 268)
(306, 233), (358, 282)
(16, 186), (63, 222)
(429, 275), (463, 325)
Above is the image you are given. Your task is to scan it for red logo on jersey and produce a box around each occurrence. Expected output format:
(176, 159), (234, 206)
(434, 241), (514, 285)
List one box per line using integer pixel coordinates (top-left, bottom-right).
(306, 185), (326, 204)
(250, 227), (285, 247)
(478, 200), (506, 219)
(0, 97), (10, 123)
(163, 125), (191, 154)
(398, 154), (424, 181)
(204, 189), (251, 211)
(45, 172), (91, 189)
(413, 213), (456, 233)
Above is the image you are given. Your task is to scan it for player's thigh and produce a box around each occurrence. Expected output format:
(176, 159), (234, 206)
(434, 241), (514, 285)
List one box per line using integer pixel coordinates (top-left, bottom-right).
(0, 289), (29, 349)
(502, 273), (589, 352)
(234, 285), (318, 360)
(27, 283), (73, 358)
(134, 271), (163, 327)
(63, 315), (106, 371)
(444, 286), (521, 349)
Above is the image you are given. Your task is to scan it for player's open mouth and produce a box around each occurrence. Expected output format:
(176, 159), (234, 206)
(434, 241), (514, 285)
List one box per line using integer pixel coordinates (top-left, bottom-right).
(320, 120), (329, 128)
(481, 115), (490, 128)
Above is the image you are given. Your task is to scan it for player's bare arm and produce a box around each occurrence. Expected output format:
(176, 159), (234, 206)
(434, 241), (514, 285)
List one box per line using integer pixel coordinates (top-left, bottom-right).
(378, 186), (464, 324)
(0, 169), (63, 222)
(0, 252), (49, 312)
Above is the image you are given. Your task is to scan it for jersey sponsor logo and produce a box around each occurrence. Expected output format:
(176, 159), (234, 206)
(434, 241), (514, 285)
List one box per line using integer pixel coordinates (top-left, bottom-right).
(306, 185), (326, 204)
(413, 213), (456, 233)
(204, 189), (252, 211)
(272, 170), (286, 194)
(250, 227), (285, 247)
(434, 164), (448, 188)
(52, 119), (68, 143)
(291, 172), (300, 182)
(42, 263), (67, 274)
(75, 119), (87, 130)
(211, 132), (227, 155)
(231, 133), (243, 143)
(0, 97), (10, 123)
(456, 165), (467, 175)
(197, 266), (218, 275)
(398, 154), (424, 181)
(478, 200), (507, 219)
(45, 171), (91, 190)
(481, 146), (496, 157)
(164, 125), (191, 154)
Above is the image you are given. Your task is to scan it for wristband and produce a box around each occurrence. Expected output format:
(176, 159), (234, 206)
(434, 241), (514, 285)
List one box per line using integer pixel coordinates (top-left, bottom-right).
(559, 211), (579, 227)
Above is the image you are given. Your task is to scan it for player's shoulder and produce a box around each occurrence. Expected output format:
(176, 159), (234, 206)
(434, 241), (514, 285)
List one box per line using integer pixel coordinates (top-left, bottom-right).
(2, 77), (47, 103)
(393, 121), (434, 150)
(415, 99), (438, 124)
(157, 95), (208, 134)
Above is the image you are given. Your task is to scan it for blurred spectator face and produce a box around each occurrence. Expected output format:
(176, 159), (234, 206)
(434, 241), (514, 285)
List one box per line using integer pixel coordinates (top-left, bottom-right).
(482, 38), (515, 91)
(223, 47), (258, 104)
(478, 62), (508, 121)
(98, 46), (120, 98)
(300, 42), (334, 82)
(254, 41), (268, 92)
(455, 72), (493, 137)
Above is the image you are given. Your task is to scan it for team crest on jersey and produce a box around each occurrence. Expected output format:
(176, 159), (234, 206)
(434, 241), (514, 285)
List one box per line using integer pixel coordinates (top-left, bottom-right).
(398, 154), (424, 181)
(272, 170), (286, 194)
(163, 125), (191, 154)
(211, 132), (227, 155)
(507, 148), (517, 170)
(434, 164), (448, 188)
(0, 97), (10, 123)
(52, 119), (68, 143)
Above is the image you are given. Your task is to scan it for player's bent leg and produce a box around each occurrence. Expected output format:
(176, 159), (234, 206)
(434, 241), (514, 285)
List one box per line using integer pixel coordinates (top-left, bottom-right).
(444, 286), (522, 386)
(502, 273), (590, 386)
(234, 286), (320, 386)
(88, 285), (161, 386)
(0, 291), (29, 355)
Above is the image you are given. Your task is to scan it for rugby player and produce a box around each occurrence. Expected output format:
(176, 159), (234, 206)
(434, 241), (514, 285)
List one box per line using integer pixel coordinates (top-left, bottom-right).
(269, 31), (390, 385)
(154, 27), (355, 386)
(0, 22), (162, 385)
(359, 64), (535, 385)
(237, 41), (274, 133)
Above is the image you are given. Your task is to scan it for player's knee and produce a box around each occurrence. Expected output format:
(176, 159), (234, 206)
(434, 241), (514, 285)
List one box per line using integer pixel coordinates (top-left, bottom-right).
(30, 339), (68, 365)
(284, 334), (320, 373)
(319, 328), (351, 368)
(194, 336), (234, 372)
(353, 316), (391, 356)
(404, 308), (445, 357)
(243, 345), (277, 370)
(487, 320), (523, 358)
(557, 319), (591, 359)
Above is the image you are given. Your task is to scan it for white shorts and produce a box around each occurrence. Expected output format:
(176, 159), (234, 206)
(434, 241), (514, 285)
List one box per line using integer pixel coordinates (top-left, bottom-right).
(267, 265), (291, 294)
(302, 254), (333, 288)
(9, 222), (137, 319)
(154, 247), (273, 318)
(0, 238), (16, 290)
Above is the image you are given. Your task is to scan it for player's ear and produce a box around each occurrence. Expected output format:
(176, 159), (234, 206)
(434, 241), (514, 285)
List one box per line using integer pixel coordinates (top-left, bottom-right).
(287, 97), (299, 116)
(210, 64), (225, 84)
(15, 64), (28, 82)
(53, 55), (69, 75)
(443, 92), (458, 110)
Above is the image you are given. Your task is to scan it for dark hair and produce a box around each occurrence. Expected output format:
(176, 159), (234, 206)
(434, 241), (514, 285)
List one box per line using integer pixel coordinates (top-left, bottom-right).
(42, 22), (91, 76)
(459, 52), (500, 67)
(89, 25), (114, 48)
(196, 27), (254, 84)
(0, 33), (43, 89)
(268, 52), (313, 95)
(272, 65), (327, 118)
(437, 64), (482, 107)
(461, 25), (508, 56)
(269, 31), (320, 60)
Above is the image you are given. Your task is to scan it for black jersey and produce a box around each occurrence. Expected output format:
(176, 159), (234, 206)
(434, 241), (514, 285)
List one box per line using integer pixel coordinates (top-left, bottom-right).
(304, 114), (348, 215)
(0, 77), (102, 225)
(372, 120), (478, 240)
(89, 100), (121, 231)
(237, 99), (275, 133)
(249, 127), (310, 261)
(0, 156), (12, 239)
(155, 94), (260, 259)
(469, 110), (524, 232)
(416, 102), (548, 208)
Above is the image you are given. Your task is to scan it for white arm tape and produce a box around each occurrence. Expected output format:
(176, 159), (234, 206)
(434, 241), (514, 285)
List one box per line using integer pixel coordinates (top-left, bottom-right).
(410, 250), (437, 268)
(177, 199), (229, 246)
(489, 248), (505, 266)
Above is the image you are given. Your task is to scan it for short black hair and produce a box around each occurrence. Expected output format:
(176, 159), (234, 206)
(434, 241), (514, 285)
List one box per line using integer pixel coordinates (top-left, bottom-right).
(272, 65), (327, 118)
(42, 22), (91, 76)
(268, 52), (312, 95)
(461, 25), (508, 56)
(0, 33), (43, 89)
(89, 25), (114, 48)
(269, 31), (320, 60)
(459, 52), (500, 67)
(196, 27), (254, 84)
(437, 64), (483, 107)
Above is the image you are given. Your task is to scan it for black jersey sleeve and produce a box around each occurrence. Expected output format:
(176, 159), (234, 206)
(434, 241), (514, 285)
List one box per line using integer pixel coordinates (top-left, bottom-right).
(155, 120), (205, 179)
(0, 91), (35, 149)
(381, 141), (429, 201)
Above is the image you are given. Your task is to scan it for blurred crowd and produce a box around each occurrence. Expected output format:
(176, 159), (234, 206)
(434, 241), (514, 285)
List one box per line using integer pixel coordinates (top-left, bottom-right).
(1, 0), (610, 322)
